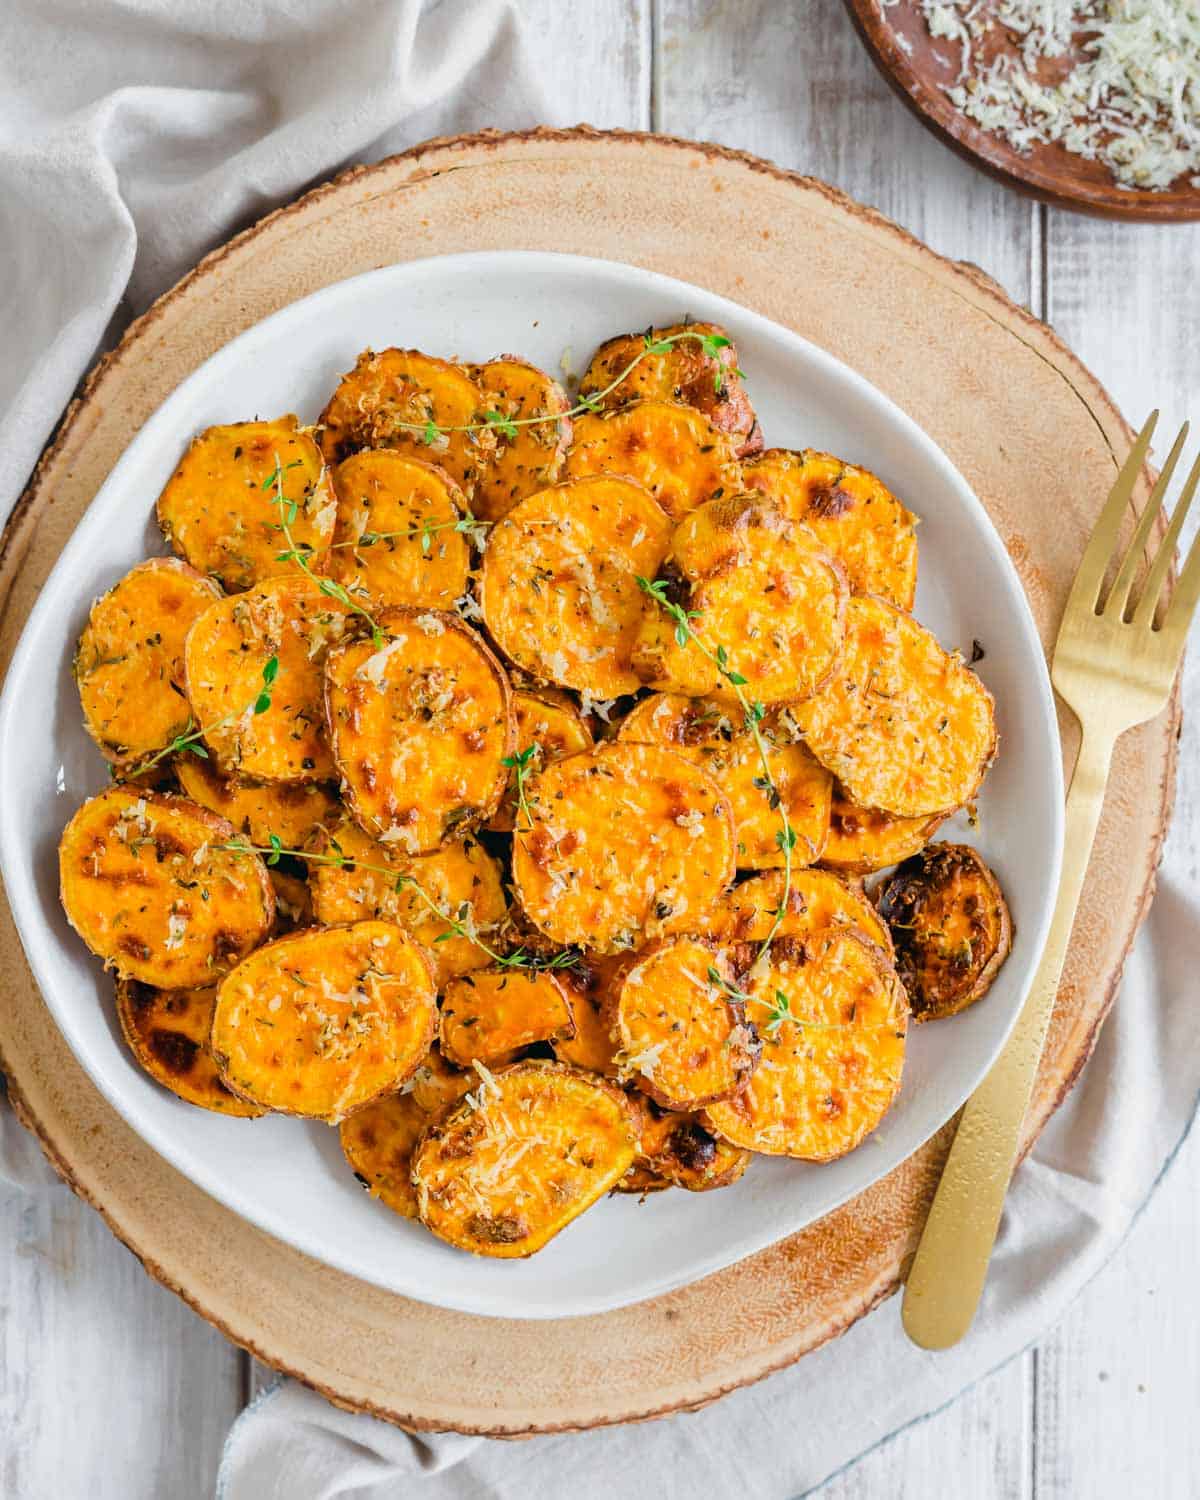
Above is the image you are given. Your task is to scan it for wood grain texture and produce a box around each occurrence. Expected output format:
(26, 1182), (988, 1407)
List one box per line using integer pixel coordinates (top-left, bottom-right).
(0, 129), (1176, 1438)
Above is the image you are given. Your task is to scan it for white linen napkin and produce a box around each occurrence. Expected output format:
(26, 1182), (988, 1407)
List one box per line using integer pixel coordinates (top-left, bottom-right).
(0, 4), (1196, 1496)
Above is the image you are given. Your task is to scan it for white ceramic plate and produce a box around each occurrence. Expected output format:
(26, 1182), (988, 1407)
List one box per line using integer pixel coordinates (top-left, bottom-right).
(0, 252), (1063, 1319)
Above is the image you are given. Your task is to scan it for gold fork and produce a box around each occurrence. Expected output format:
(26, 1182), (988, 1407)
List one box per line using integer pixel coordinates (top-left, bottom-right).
(902, 412), (1200, 1349)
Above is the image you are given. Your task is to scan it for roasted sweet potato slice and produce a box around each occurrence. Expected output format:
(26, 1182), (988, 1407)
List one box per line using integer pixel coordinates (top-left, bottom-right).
(481, 476), (672, 697)
(704, 867), (892, 953)
(174, 755), (338, 848)
(512, 742), (736, 954)
(630, 1095), (751, 1191)
(441, 968), (575, 1067)
(821, 785), (945, 875)
(211, 920), (437, 1122)
(488, 688), (593, 833)
(307, 818), (507, 986)
(268, 867), (313, 931)
(703, 929), (908, 1160)
(742, 448), (918, 609)
(184, 575), (351, 782)
(324, 606), (513, 852)
(632, 497), (848, 705)
(157, 418), (336, 592)
(59, 788), (274, 988)
(551, 952), (626, 1076)
(339, 1090), (428, 1218)
(412, 1059), (638, 1257)
(115, 978), (264, 1117)
(326, 450), (471, 610)
(875, 843), (1013, 1020)
(469, 357), (572, 522)
(579, 323), (761, 457)
(75, 558), (221, 765)
(564, 400), (740, 520)
(617, 693), (832, 868)
(407, 1044), (475, 1115)
(609, 937), (759, 1109)
(317, 348), (495, 498)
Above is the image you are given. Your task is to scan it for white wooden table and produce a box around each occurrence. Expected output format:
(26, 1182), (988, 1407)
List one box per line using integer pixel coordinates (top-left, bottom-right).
(3, 3), (1197, 1494)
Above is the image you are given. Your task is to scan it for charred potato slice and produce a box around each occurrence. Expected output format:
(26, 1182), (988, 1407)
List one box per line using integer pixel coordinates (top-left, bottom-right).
(407, 1045), (474, 1115)
(440, 968), (575, 1068)
(632, 497), (848, 705)
(59, 788), (273, 987)
(489, 688), (593, 832)
(115, 978), (264, 1117)
(412, 1059), (638, 1257)
(174, 754), (338, 848)
(317, 348), (494, 498)
(327, 451), (471, 610)
(552, 952), (626, 1076)
(791, 594), (997, 818)
(742, 448), (918, 609)
(704, 930), (908, 1160)
(184, 575), (351, 782)
(579, 323), (761, 457)
(564, 400), (740, 521)
(618, 693), (832, 868)
(308, 818), (507, 986)
(512, 742), (736, 954)
(75, 558), (221, 765)
(469, 357), (572, 522)
(157, 418), (335, 592)
(632, 1096), (751, 1191)
(875, 843), (1013, 1020)
(821, 785), (946, 875)
(339, 1090), (428, 1218)
(705, 867), (892, 953)
(609, 937), (758, 1110)
(481, 476), (671, 697)
(211, 920), (437, 1122)
(324, 606), (513, 852)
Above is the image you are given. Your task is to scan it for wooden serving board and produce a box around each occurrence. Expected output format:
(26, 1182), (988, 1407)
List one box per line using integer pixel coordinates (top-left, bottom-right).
(0, 129), (1178, 1434)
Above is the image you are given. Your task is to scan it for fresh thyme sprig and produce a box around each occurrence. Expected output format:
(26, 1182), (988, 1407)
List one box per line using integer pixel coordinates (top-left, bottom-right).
(218, 835), (576, 973)
(500, 743), (539, 831)
(636, 575), (796, 968)
(330, 513), (488, 555)
(263, 456), (385, 648)
(706, 965), (794, 1038)
(123, 655), (279, 780)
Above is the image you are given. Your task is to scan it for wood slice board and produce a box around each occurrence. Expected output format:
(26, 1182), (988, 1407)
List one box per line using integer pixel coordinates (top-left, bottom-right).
(0, 128), (1178, 1434)
(845, 0), (1200, 223)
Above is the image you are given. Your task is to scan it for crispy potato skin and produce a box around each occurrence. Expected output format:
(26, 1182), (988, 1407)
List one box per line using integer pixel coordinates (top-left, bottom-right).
(469, 358), (572, 522)
(579, 323), (762, 457)
(627, 1094), (751, 1192)
(184, 575), (351, 782)
(327, 450), (471, 610)
(308, 818), (506, 985)
(609, 937), (759, 1110)
(324, 606), (513, 853)
(564, 400), (741, 521)
(339, 1090), (429, 1218)
(875, 843), (1013, 1020)
(211, 920), (437, 1123)
(703, 930), (908, 1160)
(115, 978), (264, 1117)
(791, 594), (997, 818)
(633, 498), (848, 705)
(618, 693), (832, 869)
(820, 785), (946, 875)
(741, 448), (918, 610)
(512, 742), (737, 954)
(481, 476), (672, 697)
(75, 558), (221, 764)
(489, 688), (593, 833)
(59, 789), (274, 988)
(317, 349), (495, 498)
(174, 755), (338, 849)
(157, 418), (335, 592)
(412, 1060), (638, 1258)
(440, 968), (575, 1067)
(703, 867), (893, 954)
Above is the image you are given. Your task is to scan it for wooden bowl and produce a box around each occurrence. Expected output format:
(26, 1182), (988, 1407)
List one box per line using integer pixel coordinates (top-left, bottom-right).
(845, 0), (1200, 222)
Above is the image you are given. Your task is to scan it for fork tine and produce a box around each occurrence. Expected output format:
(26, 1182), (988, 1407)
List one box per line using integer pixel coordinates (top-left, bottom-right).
(1160, 514), (1200, 639)
(1106, 423), (1188, 618)
(1065, 411), (1158, 615)
(1133, 446), (1200, 627)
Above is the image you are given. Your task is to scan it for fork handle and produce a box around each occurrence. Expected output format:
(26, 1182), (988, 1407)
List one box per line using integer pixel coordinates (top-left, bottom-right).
(900, 727), (1114, 1349)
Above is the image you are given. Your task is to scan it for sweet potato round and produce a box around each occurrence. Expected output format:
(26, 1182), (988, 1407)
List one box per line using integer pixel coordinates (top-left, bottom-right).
(487, 688), (593, 833)
(469, 357), (572, 521)
(339, 1090), (430, 1219)
(440, 967), (575, 1067)
(820, 785), (946, 875)
(174, 754), (338, 849)
(115, 978), (263, 1117)
(703, 866), (892, 954)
